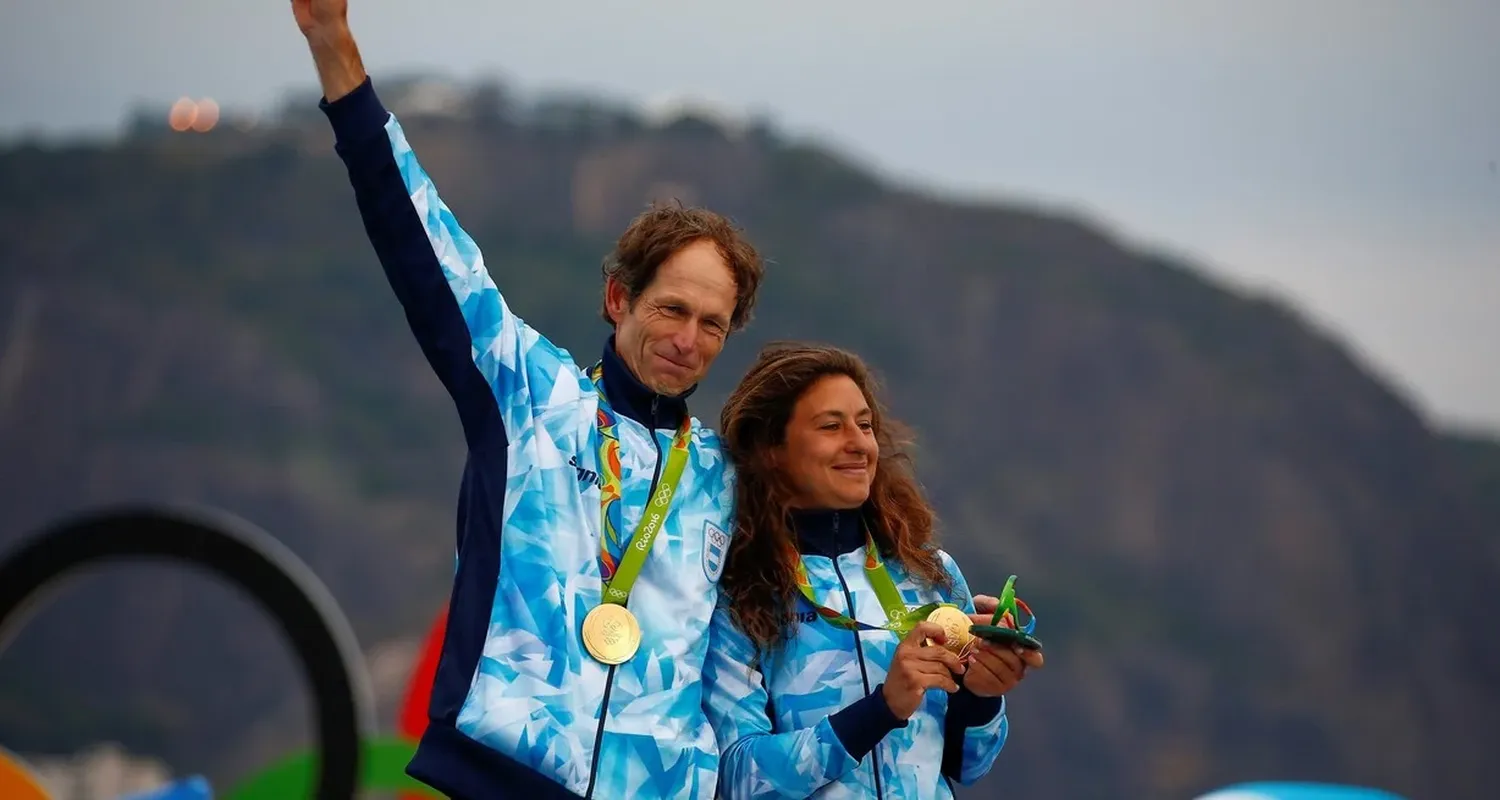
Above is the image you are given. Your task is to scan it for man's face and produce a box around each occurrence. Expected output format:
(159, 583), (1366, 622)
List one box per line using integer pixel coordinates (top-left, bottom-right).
(607, 239), (738, 397)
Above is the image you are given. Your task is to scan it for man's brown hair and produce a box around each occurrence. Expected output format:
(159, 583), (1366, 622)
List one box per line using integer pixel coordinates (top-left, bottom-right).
(599, 201), (764, 331)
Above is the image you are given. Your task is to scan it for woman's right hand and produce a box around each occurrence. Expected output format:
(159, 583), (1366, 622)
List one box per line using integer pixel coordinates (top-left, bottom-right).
(881, 621), (966, 720)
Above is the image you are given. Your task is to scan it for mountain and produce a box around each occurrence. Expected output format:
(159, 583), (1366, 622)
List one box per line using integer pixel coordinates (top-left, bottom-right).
(0, 76), (1496, 799)
(1442, 431), (1500, 548)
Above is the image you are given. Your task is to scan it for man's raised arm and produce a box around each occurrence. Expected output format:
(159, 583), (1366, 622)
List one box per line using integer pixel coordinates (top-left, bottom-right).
(291, 0), (562, 451)
(293, 0), (367, 102)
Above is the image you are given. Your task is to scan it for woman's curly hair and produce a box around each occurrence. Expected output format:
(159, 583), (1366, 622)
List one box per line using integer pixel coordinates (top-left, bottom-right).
(717, 341), (952, 650)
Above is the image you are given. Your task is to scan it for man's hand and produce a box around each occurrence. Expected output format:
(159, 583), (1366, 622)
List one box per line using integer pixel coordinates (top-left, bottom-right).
(882, 622), (966, 720)
(972, 593), (1000, 620)
(292, 0), (347, 37)
(290, 0), (367, 102)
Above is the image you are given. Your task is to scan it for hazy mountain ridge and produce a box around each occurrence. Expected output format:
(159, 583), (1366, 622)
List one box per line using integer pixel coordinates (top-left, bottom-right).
(0, 79), (1496, 799)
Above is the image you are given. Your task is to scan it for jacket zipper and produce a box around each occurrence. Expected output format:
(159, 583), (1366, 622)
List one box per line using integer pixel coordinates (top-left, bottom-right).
(830, 515), (886, 800)
(585, 396), (665, 799)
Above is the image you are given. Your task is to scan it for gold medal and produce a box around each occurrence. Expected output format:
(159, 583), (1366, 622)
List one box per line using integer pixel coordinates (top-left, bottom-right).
(924, 605), (974, 656)
(582, 604), (641, 665)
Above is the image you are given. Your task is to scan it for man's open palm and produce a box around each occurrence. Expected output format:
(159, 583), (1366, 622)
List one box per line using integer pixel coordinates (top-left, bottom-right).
(292, 0), (347, 35)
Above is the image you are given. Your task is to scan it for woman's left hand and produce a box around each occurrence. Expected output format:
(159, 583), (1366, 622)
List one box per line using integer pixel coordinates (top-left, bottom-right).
(961, 635), (1043, 697)
(964, 594), (1045, 697)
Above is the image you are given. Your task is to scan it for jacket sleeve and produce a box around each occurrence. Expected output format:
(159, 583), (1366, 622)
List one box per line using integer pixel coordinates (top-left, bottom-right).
(939, 552), (1010, 785)
(320, 77), (571, 451)
(702, 603), (900, 799)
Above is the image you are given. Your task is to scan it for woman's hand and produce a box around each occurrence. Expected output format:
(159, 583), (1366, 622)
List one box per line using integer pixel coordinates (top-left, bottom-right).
(962, 638), (1043, 697)
(881, 621), (966, 719)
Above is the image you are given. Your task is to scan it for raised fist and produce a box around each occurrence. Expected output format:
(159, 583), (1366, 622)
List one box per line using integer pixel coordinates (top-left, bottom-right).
(291, 0), (349, 37)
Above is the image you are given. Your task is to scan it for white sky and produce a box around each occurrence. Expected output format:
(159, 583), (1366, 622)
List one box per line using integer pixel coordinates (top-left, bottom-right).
(2, 0), (1496, 429)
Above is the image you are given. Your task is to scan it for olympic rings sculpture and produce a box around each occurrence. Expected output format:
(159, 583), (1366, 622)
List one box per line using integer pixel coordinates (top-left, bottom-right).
(0, 505), (377, 799)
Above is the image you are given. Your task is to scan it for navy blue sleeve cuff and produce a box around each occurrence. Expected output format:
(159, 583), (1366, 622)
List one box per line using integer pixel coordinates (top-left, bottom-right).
(829, 685), (907, 761)
(318, 76), (390, 151)
(941, 689), (1004, 779)
(947, 687), (1003, 728)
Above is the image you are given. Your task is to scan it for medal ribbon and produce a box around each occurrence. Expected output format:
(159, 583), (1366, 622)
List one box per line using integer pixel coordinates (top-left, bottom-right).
(590, 363), (692, 606)
(792, 529), (947, 637)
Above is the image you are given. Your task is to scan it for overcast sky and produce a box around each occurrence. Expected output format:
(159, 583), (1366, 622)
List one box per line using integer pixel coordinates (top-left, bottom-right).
(2, 0), (1496, 429)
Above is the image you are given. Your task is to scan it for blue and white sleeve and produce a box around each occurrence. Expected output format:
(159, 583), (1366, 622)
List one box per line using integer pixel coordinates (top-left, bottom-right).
(938, 553), (1009, 785)
(321, 77), (575, 451)
(702, 604), (889, 799)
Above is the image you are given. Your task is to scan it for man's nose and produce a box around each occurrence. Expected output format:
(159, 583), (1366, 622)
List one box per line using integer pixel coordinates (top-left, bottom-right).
(669, 321), (698, 354)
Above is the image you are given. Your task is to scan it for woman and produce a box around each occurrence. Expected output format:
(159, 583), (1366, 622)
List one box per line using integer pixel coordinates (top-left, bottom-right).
(702, 342), (1045, 799)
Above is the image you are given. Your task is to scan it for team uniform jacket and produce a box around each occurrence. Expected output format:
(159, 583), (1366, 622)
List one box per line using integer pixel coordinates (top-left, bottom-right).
(321, 77), (737, 800)
(702, 509), (1009, 799)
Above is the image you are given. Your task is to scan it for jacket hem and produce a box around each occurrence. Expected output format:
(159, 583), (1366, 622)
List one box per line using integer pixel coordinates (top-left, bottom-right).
(407, 722), (586, 800)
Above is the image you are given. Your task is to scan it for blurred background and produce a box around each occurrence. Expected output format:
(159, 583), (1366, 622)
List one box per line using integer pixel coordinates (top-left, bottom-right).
(1, 0), (1497, 798)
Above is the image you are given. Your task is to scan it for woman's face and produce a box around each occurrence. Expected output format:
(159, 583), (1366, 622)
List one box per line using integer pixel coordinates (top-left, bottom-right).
(776, 374), (879, 509)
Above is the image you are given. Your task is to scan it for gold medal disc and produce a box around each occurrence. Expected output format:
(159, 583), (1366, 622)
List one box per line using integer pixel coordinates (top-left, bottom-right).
(924, 605), (974, 655)
(582, 604), (642, 665)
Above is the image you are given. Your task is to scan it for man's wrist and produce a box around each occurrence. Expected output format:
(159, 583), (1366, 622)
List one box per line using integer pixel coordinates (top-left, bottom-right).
(305, 23), (367, 103)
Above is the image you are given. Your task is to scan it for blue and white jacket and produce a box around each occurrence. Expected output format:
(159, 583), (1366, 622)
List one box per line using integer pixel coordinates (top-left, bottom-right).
(322, 78), (737, 800)
(702, 509), (1008, 799)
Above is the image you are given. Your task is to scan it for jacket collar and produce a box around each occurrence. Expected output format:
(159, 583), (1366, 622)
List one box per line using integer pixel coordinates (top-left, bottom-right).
(597, 334), (693, 430)
(788, 507), (866, 558)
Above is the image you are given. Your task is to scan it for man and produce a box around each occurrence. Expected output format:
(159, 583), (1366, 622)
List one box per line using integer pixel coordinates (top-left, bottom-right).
(289, 2), (765, 799)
